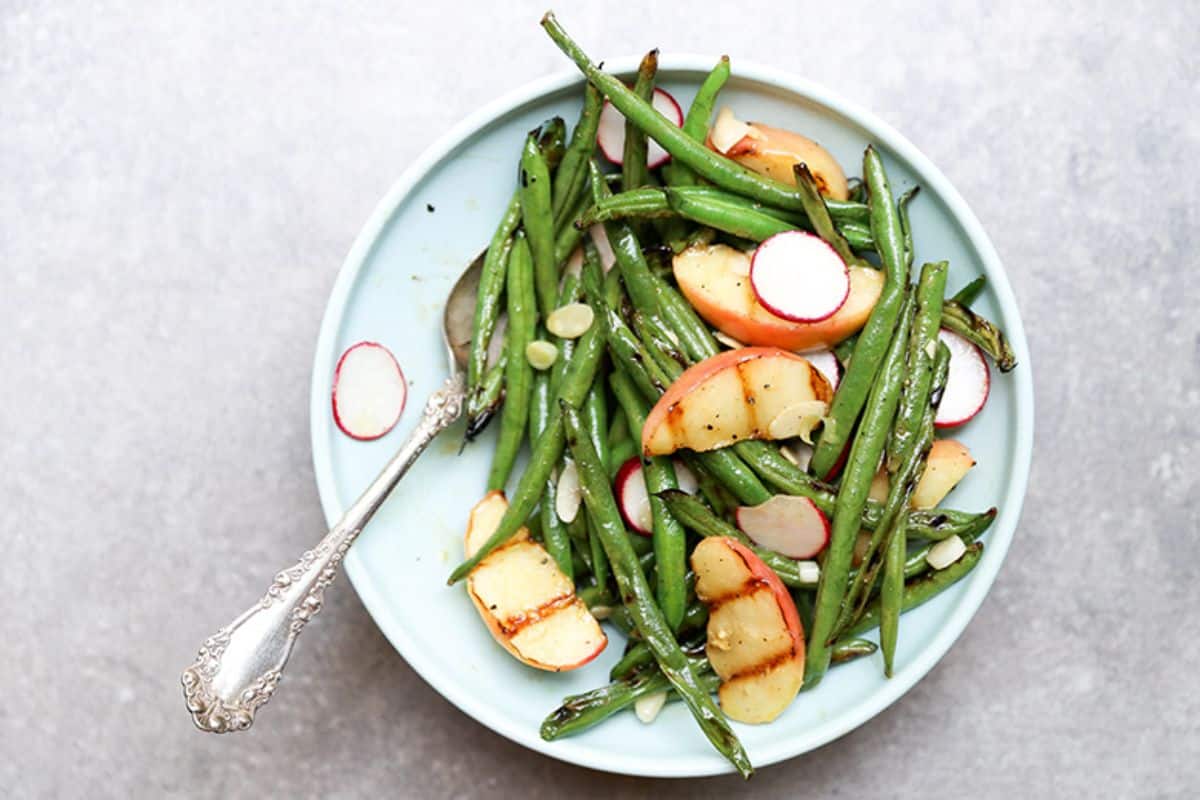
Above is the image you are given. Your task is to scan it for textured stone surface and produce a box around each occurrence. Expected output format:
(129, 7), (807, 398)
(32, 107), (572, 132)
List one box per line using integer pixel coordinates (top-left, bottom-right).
(2, 1), (1197, 796)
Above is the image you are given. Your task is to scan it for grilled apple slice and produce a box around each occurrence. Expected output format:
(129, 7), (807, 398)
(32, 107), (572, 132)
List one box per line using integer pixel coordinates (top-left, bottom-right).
(464, 491), (606, 671)
(642, 346), (832, 456)
(674, 243), (883, 352)
(708, 109), (850, 200)
(692, 537), (806, 724)
(869, 439), (976, 510)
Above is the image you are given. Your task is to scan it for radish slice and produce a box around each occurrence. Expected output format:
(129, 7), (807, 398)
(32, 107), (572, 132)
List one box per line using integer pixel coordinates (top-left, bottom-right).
(750, 231), (850, 323)
(735, 495), (830, 558)
(614, 457), (653, 535)
(332, 342), (406, 440)
(934, 329), (990, 427)
(615, 457), (698, 536)
(597, 89), (684, 168)
(802, 350), (841, 392)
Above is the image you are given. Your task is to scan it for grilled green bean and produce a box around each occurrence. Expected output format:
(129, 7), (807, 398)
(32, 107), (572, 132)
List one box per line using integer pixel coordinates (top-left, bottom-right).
(950, 276), (986, 307)
(520, 129), (559, 317)
(529, 364), (573, 578)
(466, 352), (508, 440)
(623, 50), (658, 191)
(662, 56), (730, 187)
(608, 370), (688, 629)
(552, 84), (603, 230)
(541, 13), (868, 228)
(805, 289), (914, 689)
(831, 637), (878, 665)
(793, 163), (869, 267)
(487, 234), (536, 491)
(810, 146), (911, 478)
(561, 402), (752, 778)
(942, 300), (1017, 372)
(880, 512), (905, 676)
(842, 543), (984, 639)
(465, 193), (521, 438)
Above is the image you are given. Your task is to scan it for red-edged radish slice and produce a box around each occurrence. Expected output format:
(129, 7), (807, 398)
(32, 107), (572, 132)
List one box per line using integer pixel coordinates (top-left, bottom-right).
(801, 349), (841, 392)
(597, 89), (684, 168)
(750, 231), (850, 323)
(616, 457), (699, 536)
(614, 456), (653, 535)
(735, 495), (830, 558)
(332, 341), (406, 440)
(934, 329), (990, 428)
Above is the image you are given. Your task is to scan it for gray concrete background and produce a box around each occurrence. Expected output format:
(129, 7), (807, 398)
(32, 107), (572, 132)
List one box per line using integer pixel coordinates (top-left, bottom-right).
(2, 1), (1197, 797)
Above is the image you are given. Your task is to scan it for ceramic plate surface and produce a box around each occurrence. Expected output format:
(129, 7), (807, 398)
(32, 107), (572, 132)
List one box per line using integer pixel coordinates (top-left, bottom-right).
(310, 56), (1034, 777)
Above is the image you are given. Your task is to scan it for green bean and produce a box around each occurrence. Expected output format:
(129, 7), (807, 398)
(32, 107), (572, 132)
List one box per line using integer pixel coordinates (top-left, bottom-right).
(529, 364), (573, 578)
(836, 264), (948, 633)
(682, 453), (737, 517)
(950, 276), (987, 308)
(541, 655), (716, 741)
(552, 189), (591, 264)
(541, 13), (868, 228)
(552, 84), (603, 230)
(465, 193), (521, 438)
(831, 637), (879, 665)
(607, 370), (688, 629)
(897, 187), (919, 269)
(487, 234), (536, 491)
(793, 163), (870, 267)
(847, 177), (866, 204)
(942, 300), (1017, 372)
(623, 50), (658, 191)
(793, 589), (815, 634)
(608, 438), (637, 478)
(560, 402), (752, 778)
(842, 543), (984, 639)
(448, 311), (607, 583)
(833, 333), (858, 365)
(607, 401), (629, 446)
(519, 130), (559, 318)
(633, 311), (688, 377)
(582, 186), (876, 250)
(610, 616), (709, 680)
(805, 289), (914, 690)
(662, 56), (730, 187)
(588, 509), (611, 590)
(659, 489), (818, 589)
(583, 384), (610, 474)
(465, 351), (508, 440)
(538, 116), (567, 170)
(809, 146), (911, 478)
(880, 513), (905, 676)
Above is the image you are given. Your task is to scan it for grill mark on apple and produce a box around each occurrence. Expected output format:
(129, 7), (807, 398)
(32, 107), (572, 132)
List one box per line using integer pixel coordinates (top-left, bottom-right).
(722, 647), (803, 684)
(496, 592), (577, 636)
(703, 577), (771, 612)
(809, 362), (834, 404)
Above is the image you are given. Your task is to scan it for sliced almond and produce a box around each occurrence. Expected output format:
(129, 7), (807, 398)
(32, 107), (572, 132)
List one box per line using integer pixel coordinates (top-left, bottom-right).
(555, 459), (582, 523)
(634, 690), (668, 724)
(709, 107), (757, 155)
(766, 400), (828, 443)
(713, 330), (745, 350)
(546, 303), (595, 339)
(588, 225), (616, 272)
(780, 441), (813, 471)
(564, 246), (584, 278)
(526, 340), (558, 370)
(926, 534), (967, 570)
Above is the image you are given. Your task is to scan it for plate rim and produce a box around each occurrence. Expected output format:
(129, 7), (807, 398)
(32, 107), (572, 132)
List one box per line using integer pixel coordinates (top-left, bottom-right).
(309, 54), (1035, 778)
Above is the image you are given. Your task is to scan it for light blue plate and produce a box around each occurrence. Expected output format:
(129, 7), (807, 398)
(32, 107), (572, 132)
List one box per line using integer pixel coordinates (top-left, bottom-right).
(309, 56), (1034, 777)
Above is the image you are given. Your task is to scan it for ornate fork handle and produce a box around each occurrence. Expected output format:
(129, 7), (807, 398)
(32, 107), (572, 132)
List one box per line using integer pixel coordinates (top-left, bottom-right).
(182, 373), (465, 733)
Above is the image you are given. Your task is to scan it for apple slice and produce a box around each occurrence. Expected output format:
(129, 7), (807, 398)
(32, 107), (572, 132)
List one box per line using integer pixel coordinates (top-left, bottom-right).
(708, 110), (849, 200)
(868, 439), (976, 510)
(597, 88), (683, 168)
(750, 232), (850, 323)
(464, 492), (606, 671)
(735, 495), (830, 558)
(692, 537), (805, 724)
(332, 341), (406, 440)
(642, 346), (832, 456)
(615, 456), (700, 536)
(910, 439), (976, 509)
(674, 243), (883, 352)
(935, 329), (990, 427)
